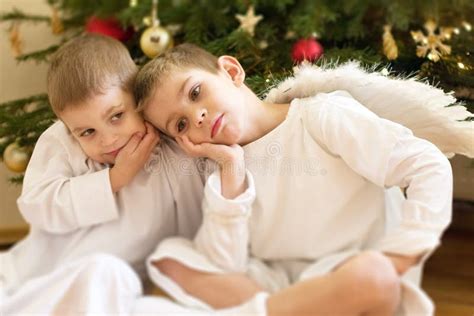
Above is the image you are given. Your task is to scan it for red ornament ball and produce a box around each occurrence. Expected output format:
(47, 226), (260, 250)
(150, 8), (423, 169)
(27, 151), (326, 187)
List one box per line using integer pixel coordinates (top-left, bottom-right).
(85, 16), (134, 42)
(291, 37), (324, 63)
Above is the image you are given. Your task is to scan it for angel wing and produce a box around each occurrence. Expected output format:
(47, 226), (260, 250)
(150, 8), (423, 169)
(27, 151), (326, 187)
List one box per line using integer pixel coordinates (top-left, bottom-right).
(265, 62), (473, 158)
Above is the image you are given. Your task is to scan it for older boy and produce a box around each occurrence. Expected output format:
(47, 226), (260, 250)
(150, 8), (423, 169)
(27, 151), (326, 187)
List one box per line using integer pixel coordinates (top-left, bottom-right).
(134, 44), (460, 315)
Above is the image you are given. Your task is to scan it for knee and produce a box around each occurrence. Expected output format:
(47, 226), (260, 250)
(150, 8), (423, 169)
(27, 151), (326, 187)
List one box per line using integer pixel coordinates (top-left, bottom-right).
(79, 253), (141, 294)
(346, 251), (401, 309)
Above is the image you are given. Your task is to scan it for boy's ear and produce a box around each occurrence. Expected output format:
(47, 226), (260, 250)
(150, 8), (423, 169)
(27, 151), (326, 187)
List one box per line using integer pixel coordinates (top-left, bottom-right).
(217, 56), (245, 87)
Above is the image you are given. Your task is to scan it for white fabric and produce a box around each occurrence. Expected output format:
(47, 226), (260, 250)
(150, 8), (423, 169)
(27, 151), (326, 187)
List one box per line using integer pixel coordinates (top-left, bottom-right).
(149, 91), (453, 315)
(133, 291), (269, 316)
(266, 62), (474, 158)
(1, 253), (268, 316)
(195, 169), (256, 272)
(1, 253), (142, 315)
(1, 121), (205, 295)
(244, 92), (452, 260)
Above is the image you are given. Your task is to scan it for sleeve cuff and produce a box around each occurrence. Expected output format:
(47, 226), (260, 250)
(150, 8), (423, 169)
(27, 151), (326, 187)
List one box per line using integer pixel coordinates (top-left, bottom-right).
(70, 168), (119, 227)
(203, 168), (256, 220)
(374, 226), (440, 256)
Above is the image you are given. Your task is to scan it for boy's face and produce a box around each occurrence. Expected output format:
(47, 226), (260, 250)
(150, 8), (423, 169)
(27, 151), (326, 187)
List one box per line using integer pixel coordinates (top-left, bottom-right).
(144, 59), (247, 146)
(60, 87), (146, 164)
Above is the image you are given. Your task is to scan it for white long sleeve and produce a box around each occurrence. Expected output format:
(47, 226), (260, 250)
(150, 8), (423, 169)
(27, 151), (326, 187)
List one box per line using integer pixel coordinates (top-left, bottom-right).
(194, 169), (255, 272)
(17, 122), (118, 234)
(303, 91), (453, 255)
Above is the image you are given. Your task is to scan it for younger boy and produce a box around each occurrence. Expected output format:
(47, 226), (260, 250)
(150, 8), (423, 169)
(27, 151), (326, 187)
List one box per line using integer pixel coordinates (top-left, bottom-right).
(0, 35), (249, 305)
(134, 44), (460, 315)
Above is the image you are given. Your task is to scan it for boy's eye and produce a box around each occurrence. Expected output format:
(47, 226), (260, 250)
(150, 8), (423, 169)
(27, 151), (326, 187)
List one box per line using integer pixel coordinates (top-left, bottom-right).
(176, 118), (188, 133)
(111, 112), (124, 121)
(80, 129), (95, 137)
(190, 85), (201, 101)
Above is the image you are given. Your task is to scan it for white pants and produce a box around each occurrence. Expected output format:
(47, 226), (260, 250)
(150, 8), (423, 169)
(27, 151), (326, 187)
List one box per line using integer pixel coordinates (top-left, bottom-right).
(1, 253), (141, 315)
(147, 237), (434, 316)
(1, 253), (267, 316)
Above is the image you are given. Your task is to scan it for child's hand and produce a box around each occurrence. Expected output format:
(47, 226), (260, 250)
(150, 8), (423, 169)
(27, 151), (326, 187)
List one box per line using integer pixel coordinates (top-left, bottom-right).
(176, 136), (246, 199)
(176, 135), (243, 166)
(109, 122), (160, 193)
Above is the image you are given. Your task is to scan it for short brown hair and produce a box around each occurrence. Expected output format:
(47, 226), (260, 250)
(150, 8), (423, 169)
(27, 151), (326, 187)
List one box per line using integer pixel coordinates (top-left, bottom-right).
(47, 34), (137, 115)
(134, 43), (219, 112)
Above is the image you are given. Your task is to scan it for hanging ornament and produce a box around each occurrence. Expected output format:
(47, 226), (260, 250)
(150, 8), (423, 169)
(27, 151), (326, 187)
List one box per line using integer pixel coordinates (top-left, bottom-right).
(50, 6), (64, 34)
(291, 37), (324, 63)
(258, 40), (268, 50)
(462, 21), (472, 32)
(3, 143), (31, 173)
(285, 30), (297, 40)
(410, 20), (454, 62)
(140, 0), (173, 58)
(383, 25), (398, 60)
(9, 22), (22, 57)
(85, 16), (134, 42)
(235, 6), (263, 37)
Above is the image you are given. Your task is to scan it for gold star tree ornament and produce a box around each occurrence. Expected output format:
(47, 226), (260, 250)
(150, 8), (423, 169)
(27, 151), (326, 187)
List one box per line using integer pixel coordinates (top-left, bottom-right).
(411, 20), (454, 62)
(235, 6), (263, 37)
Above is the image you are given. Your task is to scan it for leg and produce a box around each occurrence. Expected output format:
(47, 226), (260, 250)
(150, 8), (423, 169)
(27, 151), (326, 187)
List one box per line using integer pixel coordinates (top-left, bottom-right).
(153, 258), (263, 309)
(2, 254), (142, 315)
(266, 251), (401, 316)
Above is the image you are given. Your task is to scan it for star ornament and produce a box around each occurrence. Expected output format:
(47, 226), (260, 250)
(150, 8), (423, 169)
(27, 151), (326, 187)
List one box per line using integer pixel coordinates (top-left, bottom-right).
(411, 20), (453, 62)
(235, 6), (263, 37)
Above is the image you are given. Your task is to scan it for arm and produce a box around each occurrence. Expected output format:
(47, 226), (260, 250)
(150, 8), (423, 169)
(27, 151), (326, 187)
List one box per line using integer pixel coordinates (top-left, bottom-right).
(18, 122), (159, 234)
(17, 126), (118, 234)
(194, 168), (255, 272)
(304, 91), (452, 273)
(176, 136), (255, 272)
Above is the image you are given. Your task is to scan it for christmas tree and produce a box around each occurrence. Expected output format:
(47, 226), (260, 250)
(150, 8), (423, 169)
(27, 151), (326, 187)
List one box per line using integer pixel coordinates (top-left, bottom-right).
(1, 0), (473, 180)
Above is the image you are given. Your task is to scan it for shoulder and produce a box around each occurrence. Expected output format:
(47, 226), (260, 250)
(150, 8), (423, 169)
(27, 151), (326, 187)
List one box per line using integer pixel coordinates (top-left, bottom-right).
(37, 120), (75, 147)
(33, 120), (88, 165)
(300, 90), (377, 116)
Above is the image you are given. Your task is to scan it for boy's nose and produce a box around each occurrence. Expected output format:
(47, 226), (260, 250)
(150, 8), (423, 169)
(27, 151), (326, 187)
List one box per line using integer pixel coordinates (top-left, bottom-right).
(194, 108), (208, 127)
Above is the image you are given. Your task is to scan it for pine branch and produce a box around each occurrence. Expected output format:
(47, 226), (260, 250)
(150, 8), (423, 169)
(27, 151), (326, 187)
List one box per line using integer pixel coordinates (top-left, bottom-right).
(15, 44), (60, 63)
(0, 9), (50, 23)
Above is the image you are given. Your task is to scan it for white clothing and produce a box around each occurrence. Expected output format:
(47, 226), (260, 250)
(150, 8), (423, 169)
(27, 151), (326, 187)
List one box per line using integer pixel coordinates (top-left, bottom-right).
(1, 253), (142, 315)
(148, 91), (453, 315)
(244, 91), (452, 261)
(1, 253), (268, 316)
(0, 121), (205, 295)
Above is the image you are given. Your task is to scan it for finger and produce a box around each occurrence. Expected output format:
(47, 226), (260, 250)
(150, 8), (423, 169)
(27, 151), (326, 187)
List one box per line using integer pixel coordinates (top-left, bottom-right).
(122, 132), (143, 154)
(139, 125), (159, 149)
(177, 136), (199, 155)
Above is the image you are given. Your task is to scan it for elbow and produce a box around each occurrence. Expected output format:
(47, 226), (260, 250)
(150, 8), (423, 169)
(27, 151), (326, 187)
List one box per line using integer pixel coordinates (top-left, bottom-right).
(17, 197), (76, 235)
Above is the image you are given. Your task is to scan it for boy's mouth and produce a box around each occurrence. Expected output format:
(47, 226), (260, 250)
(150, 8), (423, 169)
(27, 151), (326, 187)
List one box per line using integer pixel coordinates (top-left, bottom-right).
(106, 146), (124, 157)
(211, 114), (224, 138)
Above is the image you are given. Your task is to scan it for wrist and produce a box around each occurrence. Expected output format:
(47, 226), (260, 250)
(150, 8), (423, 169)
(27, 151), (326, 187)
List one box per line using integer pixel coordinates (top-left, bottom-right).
(109, 167), (128, 193)
(220, 167), (247, 199)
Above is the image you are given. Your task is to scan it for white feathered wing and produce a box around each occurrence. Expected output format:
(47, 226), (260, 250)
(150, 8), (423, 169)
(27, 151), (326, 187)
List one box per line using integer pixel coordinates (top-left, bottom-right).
(264, 62), (474, 158)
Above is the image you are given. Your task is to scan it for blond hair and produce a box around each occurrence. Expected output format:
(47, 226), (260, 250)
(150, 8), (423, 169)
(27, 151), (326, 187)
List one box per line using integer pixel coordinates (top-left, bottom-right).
(47, 34), (137, 115)
(134, 43), (219, 111)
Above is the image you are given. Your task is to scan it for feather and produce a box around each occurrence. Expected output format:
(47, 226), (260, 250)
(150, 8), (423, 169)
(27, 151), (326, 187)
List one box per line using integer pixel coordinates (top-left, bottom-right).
(264, 62), (474, 158)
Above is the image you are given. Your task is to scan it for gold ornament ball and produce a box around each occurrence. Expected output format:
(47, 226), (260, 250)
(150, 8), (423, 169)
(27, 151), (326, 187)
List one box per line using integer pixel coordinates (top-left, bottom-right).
(140, 26), (173, 58)
(3, 143), (31, 173)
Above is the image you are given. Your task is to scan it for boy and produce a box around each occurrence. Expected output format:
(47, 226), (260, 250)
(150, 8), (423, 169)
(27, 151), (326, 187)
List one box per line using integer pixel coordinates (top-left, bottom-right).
(0, 35), (256, 313)
(134, 44), (463, 315)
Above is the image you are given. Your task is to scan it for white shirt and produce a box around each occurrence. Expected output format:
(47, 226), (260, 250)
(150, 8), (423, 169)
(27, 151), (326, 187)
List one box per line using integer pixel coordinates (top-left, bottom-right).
(2, 121), (206, 293)
(200, 91), (453, 271)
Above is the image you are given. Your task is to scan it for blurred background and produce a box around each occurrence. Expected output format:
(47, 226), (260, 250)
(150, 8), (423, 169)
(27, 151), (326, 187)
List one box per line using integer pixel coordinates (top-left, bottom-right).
(0, 1), (473, 314)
